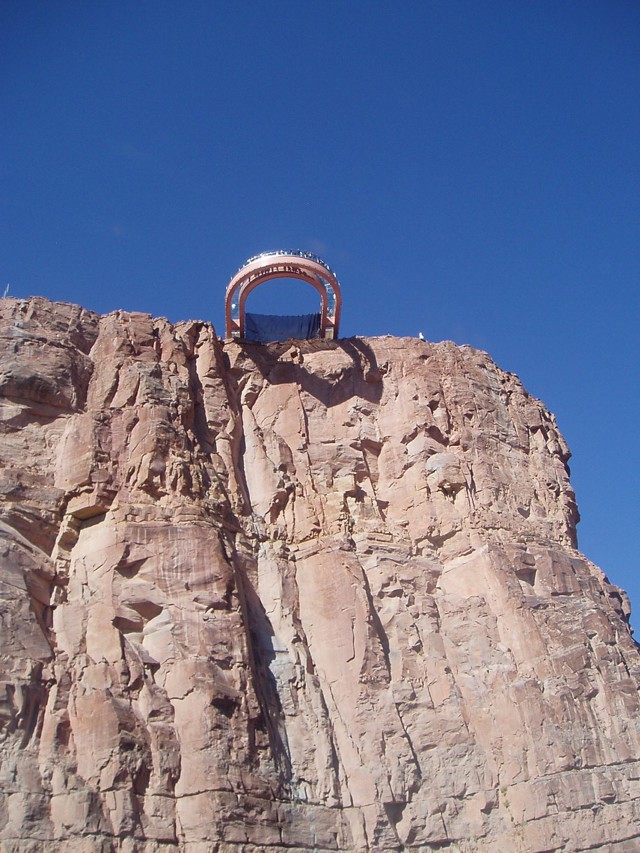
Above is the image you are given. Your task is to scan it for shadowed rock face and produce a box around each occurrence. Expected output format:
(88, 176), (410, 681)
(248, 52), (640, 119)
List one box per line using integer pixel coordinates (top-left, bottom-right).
(1, 296), (639, 853)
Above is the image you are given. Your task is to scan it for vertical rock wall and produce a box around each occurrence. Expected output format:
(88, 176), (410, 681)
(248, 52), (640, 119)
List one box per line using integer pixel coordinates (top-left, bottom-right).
(1, 297), (639, 852)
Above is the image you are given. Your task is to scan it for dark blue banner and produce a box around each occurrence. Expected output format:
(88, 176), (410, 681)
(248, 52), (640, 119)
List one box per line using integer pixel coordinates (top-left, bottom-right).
(245, 312), (321, 343)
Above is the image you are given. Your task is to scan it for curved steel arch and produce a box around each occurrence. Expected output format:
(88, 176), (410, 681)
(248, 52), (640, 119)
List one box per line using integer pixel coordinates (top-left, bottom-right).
(225, 250), (342, 340)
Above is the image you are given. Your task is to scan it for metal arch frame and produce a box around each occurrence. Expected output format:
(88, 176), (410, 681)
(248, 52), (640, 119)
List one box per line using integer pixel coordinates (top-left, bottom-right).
(225, 251), (342, 340)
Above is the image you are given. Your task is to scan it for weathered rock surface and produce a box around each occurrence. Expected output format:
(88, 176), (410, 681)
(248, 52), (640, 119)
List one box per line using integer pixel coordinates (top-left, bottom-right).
(1, 295), (639, 852)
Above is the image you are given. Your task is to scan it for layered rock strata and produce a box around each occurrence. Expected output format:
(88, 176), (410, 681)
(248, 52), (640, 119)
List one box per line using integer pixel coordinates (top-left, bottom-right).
(1, 296), (639, 852)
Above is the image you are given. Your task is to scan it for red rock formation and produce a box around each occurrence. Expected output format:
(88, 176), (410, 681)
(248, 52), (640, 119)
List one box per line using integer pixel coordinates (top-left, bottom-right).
(1, 296), (639, 852)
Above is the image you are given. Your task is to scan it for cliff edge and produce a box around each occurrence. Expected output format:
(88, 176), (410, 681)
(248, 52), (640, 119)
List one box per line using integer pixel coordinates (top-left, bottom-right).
(1, 297), (639, 852)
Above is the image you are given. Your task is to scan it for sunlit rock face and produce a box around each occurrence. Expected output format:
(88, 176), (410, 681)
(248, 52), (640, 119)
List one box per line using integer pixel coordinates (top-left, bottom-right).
(1, 295), (639, 852)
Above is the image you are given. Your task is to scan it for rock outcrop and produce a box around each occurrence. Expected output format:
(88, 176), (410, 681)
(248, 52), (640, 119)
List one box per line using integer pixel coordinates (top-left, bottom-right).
(1, 296), (639, 852)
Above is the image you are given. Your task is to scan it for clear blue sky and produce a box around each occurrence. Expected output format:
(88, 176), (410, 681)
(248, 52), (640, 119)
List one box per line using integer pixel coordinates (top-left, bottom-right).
(2, 2), (639, 628)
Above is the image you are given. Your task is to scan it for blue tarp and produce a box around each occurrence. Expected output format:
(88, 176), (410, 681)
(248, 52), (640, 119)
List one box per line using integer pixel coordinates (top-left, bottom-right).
(244, 312), (321, 343)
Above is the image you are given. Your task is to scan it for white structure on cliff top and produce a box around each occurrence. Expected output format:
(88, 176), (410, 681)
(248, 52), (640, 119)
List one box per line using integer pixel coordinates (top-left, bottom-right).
(224, 250), (342, 343)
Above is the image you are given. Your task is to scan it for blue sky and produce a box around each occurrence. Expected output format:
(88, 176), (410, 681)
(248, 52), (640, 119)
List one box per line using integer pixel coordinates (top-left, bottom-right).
(2, 2), (639, 628)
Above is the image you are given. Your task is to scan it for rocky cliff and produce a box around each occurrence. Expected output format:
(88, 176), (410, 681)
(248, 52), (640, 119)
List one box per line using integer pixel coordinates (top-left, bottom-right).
(1, 296), (639, 853)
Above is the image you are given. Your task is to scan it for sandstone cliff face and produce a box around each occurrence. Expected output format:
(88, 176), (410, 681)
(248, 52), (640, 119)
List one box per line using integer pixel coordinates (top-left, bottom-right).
(1, 296), (639, 853)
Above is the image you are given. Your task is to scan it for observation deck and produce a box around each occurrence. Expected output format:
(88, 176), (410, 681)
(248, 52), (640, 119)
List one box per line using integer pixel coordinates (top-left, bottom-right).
(224, 250), (342, 342)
